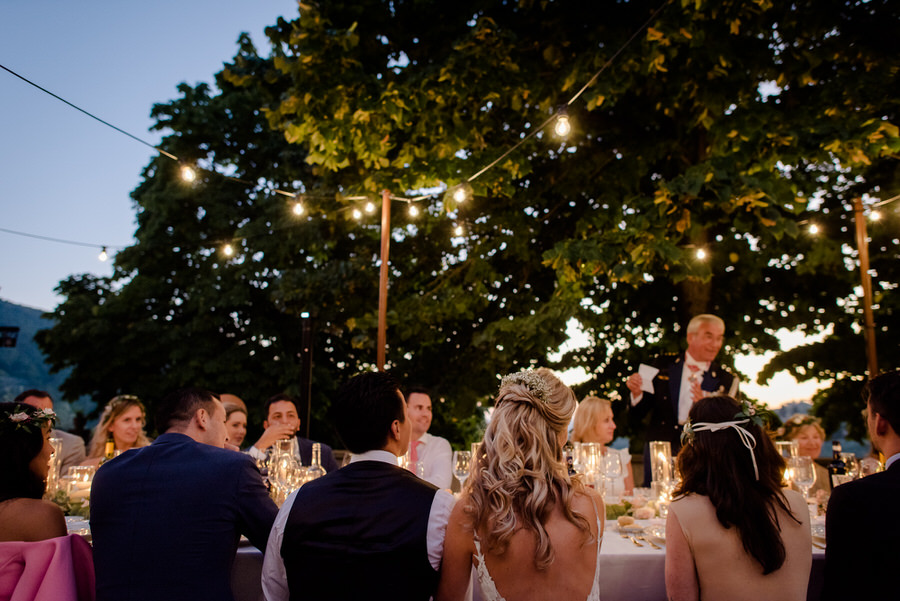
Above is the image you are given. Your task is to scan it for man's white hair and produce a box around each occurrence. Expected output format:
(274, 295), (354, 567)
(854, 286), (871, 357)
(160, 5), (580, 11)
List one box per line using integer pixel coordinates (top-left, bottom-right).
(687, 314), (724, 334)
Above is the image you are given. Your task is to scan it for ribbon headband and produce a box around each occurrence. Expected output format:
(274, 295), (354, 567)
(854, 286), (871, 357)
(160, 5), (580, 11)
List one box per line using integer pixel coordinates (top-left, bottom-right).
(686, 418), (759, 481)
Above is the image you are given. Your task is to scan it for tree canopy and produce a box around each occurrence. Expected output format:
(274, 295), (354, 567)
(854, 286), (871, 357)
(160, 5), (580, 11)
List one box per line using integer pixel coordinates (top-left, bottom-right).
(38, 0), (899, 446)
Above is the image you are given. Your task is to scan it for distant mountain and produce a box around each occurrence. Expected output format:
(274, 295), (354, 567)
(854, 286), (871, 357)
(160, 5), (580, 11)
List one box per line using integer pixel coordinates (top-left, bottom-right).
(0, 298), (95, 429)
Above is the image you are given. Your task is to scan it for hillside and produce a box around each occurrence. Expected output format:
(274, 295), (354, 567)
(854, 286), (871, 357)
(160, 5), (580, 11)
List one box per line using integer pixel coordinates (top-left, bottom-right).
(0, 298), (93, 428)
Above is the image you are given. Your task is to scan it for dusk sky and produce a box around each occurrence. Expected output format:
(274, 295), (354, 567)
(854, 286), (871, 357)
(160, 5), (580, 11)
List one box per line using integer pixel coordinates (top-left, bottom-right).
(0, 1), (822, 406)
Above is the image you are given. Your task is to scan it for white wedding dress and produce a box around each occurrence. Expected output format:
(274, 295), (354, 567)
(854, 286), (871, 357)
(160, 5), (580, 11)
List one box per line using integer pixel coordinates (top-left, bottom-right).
(472, 499), (603, 601)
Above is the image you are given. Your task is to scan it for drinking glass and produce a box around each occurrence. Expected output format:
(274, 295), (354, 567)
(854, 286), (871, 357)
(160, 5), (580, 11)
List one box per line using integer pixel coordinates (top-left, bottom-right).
(860, 456), (882, 477)
(789, 456), (816, 500)
(649, 440), (672, 483)
(840, 452), (860, 480)
(602, 451), (624, 500)
(776, 441), (799, 486)
(453, 450), (472, 488)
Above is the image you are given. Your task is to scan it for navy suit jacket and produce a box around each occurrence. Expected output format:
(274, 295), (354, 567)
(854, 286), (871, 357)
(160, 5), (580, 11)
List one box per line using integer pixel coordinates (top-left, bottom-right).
(824, 459), (900, 601)
(90, 432), (278, 601)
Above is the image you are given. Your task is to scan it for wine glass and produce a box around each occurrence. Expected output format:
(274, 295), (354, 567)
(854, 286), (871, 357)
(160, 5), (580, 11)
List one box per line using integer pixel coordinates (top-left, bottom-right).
(602, 451), (624, 500)
(840, 452), (860, 480)
(453, 450), (472, 488)
(789, 456), (816, 501)
(776, 440), (799, 486)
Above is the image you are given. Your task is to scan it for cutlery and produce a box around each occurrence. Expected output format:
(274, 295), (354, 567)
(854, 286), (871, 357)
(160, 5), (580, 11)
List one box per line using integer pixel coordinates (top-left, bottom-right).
(637, 535), (662, 549)
(629, 536), (643, 547)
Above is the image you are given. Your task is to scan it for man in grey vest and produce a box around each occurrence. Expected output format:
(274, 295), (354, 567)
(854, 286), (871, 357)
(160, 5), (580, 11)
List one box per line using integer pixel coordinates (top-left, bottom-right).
(262, 371), (455, 601)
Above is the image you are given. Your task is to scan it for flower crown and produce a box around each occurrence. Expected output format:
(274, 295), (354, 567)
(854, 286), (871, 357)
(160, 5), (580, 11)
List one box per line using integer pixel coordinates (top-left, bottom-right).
(499, 370), (549, 404)
(1, 407), (56, 434)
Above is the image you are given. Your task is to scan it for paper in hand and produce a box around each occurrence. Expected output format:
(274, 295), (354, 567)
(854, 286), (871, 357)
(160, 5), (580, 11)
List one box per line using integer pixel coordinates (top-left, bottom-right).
(638, 364), (659, 393)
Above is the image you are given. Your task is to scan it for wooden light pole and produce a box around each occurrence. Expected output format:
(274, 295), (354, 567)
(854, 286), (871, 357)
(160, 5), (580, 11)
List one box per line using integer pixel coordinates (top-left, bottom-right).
(852, 196), (879, 378)
(377, 189), (391, 371)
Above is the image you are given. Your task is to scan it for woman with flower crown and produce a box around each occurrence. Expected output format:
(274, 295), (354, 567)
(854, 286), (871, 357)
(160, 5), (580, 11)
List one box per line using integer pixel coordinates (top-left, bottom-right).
(666, 396), (812, 601)
(0, 402), (67, 541)
(436, 368), (605, 601)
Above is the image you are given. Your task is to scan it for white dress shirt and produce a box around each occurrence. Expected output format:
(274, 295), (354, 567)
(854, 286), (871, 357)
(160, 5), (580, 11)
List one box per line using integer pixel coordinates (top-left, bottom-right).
(261, 449), (456, 601)
(413, 432), (453, 489)
(677, 351), (709, 425)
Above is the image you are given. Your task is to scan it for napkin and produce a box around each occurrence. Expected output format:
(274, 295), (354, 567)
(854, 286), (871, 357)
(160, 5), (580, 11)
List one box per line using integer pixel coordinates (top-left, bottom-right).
(638, 364), (659, 393)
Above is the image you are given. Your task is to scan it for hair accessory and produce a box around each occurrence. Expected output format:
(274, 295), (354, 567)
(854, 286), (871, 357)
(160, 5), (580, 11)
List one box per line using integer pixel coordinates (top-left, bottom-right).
(1, 407), (56, 434)
(500, 370), (549, 404)
(681, 418), (759, 480)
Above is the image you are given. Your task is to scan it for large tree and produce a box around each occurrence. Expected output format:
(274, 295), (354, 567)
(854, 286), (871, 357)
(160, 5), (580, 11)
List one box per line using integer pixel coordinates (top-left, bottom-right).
(39, 0), (899, 446)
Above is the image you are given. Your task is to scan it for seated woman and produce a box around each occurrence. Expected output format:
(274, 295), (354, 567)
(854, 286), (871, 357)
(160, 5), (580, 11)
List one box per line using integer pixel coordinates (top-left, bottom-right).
(437, 368), (604, 601)
(82, 395), (151, 467)
(222, 396), (249, 449)
(666, 396), (812, 601)
(571, 395), (635, 496)
(778, 413), (829, 496)
(0, 402), (67, 541)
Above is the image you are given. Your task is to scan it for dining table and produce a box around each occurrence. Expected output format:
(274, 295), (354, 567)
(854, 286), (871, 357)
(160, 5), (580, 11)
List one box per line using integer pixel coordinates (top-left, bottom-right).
(229, 518), (827, 601)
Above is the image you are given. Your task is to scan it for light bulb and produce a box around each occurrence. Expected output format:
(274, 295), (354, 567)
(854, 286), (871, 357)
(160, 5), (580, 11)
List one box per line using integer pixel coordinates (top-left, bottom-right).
(696, 248), (707, 260)
(454, 224), (464, 236)
(181, 166), (196, 182)
(453, 186), (467, 203)
(554, 111), (571, 137)
(223, 244), (234, 257)
(365, 201), (376, 214)
(292, 202), (305, 216)
(98, 247), (108, 262)
(408, 205), (419, 217)
(870, 210), (882, 221)
(809, 224), (819, 235)
(352, 209), (362, 220)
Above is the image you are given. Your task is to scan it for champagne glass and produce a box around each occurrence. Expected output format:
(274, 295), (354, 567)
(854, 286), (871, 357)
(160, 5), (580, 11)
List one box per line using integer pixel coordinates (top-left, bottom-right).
(789, 456), (816, 501)
(453, 450), (472, 488)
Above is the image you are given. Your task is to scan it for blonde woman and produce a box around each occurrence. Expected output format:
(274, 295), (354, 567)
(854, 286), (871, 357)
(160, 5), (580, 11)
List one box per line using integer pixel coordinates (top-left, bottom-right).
(437, 368), (604, 601)
(82, 395), (151, 467)
(571, 395), (635, 496)
(778, 413), (829, 496)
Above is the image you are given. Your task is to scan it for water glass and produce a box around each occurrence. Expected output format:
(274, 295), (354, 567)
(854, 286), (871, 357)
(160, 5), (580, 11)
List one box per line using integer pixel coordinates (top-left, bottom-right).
(789, 456), (816, 501)
(453, 450), (472, 488)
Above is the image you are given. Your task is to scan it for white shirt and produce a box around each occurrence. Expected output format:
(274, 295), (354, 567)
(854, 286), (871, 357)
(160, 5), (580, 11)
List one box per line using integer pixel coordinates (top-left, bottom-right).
(885, 452), (900, 470)
(261, 449), (456, 601)
(413, 432), (453, 489)
(677, 351), (709, 425)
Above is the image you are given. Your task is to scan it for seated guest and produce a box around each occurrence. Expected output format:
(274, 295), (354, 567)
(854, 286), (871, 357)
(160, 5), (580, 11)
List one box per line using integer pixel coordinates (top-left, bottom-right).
(778, 413), (829, 496)
(0, 402), (67, 541)
(82, 395), (151, 467)
(220, 393), (249, 448)
(667, 396), (811, 601)
(262, 371), (455, 601)
(571, 395), (635, 496)
(824, 370), (900, 600)
(406, 386), (453, 489)
(437, 368), (604, 601)
(14, 389), (86, 475)
(247, 393), (339, 473)
(90, 388), (277, 601)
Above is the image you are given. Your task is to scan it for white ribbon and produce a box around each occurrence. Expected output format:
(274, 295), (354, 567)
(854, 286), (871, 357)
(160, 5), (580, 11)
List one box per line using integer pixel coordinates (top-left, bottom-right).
(690, 419), (759, 480)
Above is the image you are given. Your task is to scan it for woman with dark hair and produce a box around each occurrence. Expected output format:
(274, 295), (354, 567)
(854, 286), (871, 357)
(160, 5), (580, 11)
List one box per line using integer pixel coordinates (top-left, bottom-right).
(666, 396), (812, 601)
(0, 402), (67, 541)
(437, 368), (604, 601)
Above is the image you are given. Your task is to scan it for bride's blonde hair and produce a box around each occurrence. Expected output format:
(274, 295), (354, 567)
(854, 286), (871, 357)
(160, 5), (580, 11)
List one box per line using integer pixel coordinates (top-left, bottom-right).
(465, 367), (590, 569)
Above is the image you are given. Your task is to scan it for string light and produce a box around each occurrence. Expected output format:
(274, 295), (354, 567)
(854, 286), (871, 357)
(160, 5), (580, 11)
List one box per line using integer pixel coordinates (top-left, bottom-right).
(809, 224), (819, 235)
(292, 201), (305, 216)
(98, 247), (108, 262)
(554, 107), (571, 138)
(365, 201), (376, 214)
(453, 187), (467, 203)
(408, 205), (419, 217)
(454, 224), (464, 236)
(222, 243), (234, 257)
(695, 248), (707, 260)
(180, 165), (196, 182)
(870, 210), (881, 221)
(352, 208), (363, 220)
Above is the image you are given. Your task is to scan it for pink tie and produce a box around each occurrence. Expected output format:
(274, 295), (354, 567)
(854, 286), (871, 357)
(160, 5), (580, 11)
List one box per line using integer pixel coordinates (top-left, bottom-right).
(410, 440), (421, 464)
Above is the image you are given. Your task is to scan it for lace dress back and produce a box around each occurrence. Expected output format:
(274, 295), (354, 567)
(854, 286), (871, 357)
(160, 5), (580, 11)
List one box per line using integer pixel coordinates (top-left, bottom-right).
(473, 498), (603, 601)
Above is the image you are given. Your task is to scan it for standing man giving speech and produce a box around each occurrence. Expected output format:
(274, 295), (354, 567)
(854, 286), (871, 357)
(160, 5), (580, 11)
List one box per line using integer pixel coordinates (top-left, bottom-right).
(626, 314), (738, 484)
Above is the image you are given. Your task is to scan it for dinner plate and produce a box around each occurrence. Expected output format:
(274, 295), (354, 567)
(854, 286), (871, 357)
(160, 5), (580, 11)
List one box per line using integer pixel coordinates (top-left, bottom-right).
(644, 524), (665, 543)
(616, 523), (645, 534)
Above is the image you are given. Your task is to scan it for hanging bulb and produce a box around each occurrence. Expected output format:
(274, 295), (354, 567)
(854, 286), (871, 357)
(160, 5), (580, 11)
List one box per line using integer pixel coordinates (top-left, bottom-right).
(870, 210), (882, 221)
(554, 107), (571, 137)
(809, 223), (819, 235)
(453, 186), (467, 203)
(181, 165), (197, 182)
(454, 224), (464, 236)
(292, 201), (305, 216)
(408, 204), (420, 217)
(223, 244), (234, 257)
(98, 247), (109, 262)
(365, 201), (376, 214)
(352, 208), (363, 220)
(695, 248), (707, 260)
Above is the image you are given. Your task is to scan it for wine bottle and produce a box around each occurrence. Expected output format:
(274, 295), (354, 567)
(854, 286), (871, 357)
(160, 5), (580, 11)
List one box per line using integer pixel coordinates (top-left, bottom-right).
(564, 441), (576, 476)
(100, 433), (116, 465)
(828, 441), (847, 489)
(306, 442), (327, 481)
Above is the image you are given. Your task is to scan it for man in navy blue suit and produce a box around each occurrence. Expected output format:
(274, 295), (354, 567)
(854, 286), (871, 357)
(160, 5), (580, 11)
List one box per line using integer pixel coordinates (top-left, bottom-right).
(626, 314), (738, 484)
(262, 371), (455, 601)
(247, 393), (340, 473)
(91, 387), (278, 601)
(824, 370), (900, 600)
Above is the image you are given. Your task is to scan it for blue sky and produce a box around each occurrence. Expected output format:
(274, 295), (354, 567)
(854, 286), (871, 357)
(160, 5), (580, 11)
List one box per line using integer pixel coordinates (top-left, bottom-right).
(1, 0), (299, 311)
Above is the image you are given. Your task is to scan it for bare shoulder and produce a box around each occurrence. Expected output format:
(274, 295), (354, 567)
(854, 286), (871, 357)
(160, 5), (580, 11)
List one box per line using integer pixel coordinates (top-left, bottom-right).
(0, 498), (67, 542)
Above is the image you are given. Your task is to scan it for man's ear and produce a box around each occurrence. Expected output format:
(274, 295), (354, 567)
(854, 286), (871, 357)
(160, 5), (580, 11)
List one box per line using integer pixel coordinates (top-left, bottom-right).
(195, 407), (209, 430)
(390, 419), (402, 442)
(875, 413), (891, 437)
(263, 419), (269, 430)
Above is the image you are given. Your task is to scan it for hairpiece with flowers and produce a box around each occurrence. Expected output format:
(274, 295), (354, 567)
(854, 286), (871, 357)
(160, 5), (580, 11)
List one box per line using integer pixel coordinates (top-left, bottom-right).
(1, 407), (56, 435)
(499, 370), (549, 405)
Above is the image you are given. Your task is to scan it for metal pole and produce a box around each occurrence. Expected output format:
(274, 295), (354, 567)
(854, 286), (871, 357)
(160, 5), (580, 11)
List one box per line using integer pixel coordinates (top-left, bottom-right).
(377, 189), (391, 371)
(852, 196), (879, 378)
